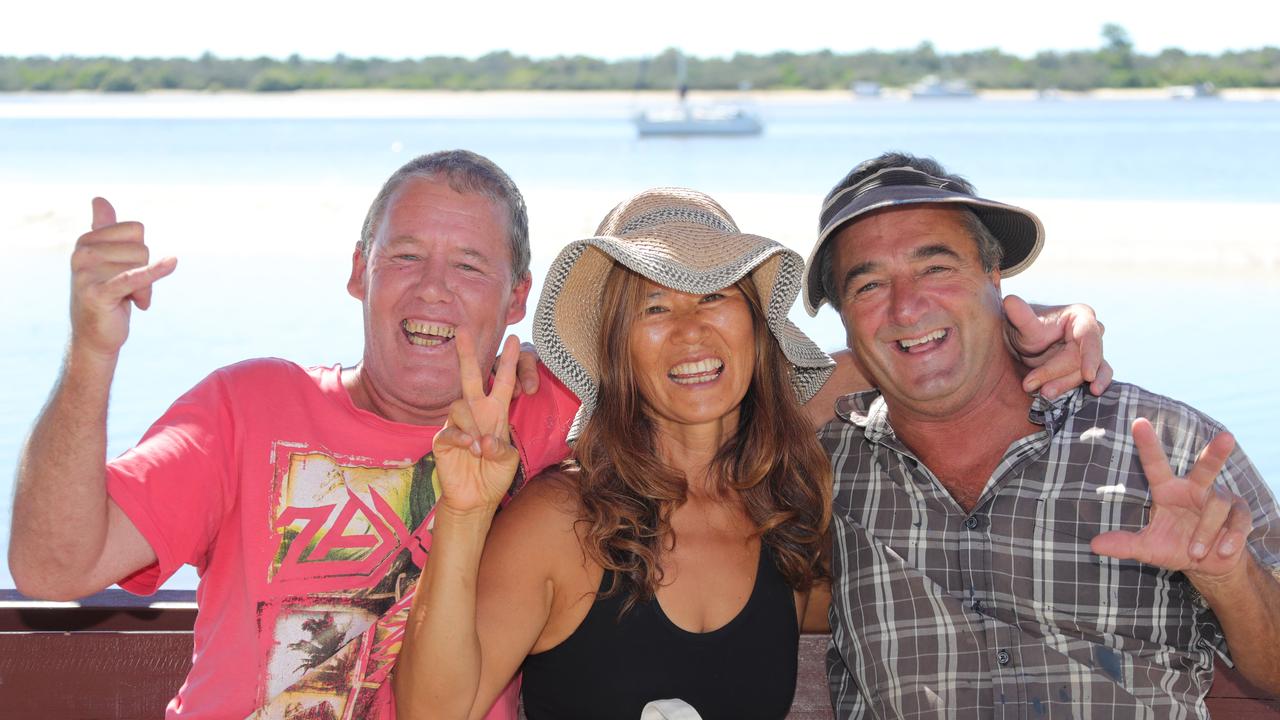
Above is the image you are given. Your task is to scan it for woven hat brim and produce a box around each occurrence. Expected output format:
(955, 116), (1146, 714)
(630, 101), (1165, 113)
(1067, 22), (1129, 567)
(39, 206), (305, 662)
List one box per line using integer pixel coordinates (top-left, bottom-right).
(802, 186), (1045, 315)
(534, 234), (834, 441)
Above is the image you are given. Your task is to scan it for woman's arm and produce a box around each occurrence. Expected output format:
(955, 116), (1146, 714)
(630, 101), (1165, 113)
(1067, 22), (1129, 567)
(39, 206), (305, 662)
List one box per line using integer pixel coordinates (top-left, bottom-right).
(394, 332), (586, 719)
(798, 580), (832, 633)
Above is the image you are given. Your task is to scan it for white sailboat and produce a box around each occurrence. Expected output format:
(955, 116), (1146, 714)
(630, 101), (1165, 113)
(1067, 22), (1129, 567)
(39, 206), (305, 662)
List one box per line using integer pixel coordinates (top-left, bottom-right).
(634, 53), (763, 137)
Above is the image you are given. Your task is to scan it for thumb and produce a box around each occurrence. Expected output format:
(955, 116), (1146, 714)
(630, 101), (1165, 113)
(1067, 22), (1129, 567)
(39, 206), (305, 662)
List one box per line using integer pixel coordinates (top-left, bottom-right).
(1090, 530), (1144, 562)
(1004, 294), (1052, 353)
(92, 197), (117, 231)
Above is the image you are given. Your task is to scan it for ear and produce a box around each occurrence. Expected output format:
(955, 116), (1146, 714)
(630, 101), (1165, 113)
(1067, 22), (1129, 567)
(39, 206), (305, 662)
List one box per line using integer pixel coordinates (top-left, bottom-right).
(504, 272), (533, 325)
(347, 242), (368, 300)
(989, 266), (1002, 292)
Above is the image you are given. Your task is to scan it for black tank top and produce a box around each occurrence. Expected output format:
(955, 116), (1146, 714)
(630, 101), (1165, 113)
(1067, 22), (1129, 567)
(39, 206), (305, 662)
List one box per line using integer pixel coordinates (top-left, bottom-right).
(520, 545), (799, 719)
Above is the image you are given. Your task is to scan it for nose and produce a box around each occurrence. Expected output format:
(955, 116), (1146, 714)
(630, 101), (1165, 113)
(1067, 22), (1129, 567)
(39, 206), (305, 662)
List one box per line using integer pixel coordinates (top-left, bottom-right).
(671, 306), (711, 344)
(887, 276), (927, 327)
(413, 258), (454, 303)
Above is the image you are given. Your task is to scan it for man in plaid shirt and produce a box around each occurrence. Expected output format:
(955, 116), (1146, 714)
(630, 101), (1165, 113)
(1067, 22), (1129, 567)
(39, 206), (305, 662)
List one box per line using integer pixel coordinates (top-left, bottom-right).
(801, 152), (1280, 718)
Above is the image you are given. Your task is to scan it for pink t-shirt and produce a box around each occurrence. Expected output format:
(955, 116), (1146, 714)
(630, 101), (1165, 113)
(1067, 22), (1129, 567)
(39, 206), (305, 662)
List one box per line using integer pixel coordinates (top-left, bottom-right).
(106, 358), (578, 720)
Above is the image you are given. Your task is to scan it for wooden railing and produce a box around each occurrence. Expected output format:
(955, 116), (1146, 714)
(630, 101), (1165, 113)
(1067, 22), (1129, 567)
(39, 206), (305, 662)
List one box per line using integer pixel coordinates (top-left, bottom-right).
(1, 589), (1277, 719)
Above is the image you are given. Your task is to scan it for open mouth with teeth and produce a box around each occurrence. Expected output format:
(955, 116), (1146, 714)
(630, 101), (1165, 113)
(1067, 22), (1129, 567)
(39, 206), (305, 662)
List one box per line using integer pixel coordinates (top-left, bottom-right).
(668, 358), (725, 385)
(402, 319), (456, 347)
(896, 328), (948, 354)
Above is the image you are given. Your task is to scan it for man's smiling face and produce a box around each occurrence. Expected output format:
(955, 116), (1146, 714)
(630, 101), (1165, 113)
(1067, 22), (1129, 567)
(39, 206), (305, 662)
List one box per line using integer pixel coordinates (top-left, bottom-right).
(348, 175), (530, 425)
(830, 205), (1009, 419)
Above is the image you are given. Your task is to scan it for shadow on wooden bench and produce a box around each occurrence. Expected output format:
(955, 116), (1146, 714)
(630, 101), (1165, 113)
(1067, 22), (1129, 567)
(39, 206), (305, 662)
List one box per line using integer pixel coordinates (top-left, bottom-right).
(2, 590), (1277, 718)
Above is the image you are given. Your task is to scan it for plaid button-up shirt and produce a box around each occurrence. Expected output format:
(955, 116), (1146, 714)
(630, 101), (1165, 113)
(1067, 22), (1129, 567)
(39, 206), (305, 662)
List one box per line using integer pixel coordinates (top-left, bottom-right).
(822, 383), (1280, 719)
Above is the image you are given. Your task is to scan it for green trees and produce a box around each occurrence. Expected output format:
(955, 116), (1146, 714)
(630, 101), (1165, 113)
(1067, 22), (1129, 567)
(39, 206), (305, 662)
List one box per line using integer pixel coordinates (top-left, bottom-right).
(0, 28), (1274, 93)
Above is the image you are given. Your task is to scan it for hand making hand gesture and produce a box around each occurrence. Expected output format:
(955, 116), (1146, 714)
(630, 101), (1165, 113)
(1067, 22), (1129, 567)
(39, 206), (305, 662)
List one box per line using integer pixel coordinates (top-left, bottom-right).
(72, 198), (178, 359)
(432, 330), (523, 517)
(1091, 418), (1252, 587)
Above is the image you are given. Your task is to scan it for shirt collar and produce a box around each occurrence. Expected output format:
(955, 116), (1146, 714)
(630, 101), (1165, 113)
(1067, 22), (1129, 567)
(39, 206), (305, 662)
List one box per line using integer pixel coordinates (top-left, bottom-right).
(834, 384), (1087, 443)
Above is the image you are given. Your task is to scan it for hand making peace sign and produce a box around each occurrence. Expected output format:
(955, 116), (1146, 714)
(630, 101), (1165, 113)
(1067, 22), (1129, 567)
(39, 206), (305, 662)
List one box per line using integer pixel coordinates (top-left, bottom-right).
(432, 330), (523, 517)
(1091, 418), (1253, 585)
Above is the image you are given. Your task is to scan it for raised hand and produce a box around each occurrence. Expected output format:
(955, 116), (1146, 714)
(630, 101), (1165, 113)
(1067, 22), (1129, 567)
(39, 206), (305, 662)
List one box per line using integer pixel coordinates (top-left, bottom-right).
(1091, 418), (1251, 585)
(432, 330), (522, 516)
(1003, 295), (1113, 399)
(71, 198), (177, 358)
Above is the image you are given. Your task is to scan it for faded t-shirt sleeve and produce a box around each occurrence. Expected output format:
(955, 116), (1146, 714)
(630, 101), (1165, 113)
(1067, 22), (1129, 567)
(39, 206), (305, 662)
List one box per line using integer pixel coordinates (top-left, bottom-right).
(106, 368), (236, 595)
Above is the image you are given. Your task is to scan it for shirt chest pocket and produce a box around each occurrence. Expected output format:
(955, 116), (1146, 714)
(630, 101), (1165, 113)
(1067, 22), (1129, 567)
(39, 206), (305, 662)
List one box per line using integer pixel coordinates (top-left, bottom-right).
(1028, 481), (1185, 643)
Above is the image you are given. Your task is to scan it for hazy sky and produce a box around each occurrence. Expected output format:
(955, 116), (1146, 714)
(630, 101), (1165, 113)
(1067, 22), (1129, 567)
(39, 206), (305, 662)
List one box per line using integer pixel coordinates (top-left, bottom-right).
(9, 0), (1277, 60)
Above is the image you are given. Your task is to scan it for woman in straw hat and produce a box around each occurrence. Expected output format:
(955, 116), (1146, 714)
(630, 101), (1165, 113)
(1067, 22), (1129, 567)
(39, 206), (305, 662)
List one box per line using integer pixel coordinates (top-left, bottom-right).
(395, 187), (836, 719)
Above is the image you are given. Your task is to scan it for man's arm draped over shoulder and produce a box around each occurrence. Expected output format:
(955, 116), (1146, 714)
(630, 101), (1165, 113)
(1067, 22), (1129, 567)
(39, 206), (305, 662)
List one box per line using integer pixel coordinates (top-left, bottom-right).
(9, 198), (177, 600)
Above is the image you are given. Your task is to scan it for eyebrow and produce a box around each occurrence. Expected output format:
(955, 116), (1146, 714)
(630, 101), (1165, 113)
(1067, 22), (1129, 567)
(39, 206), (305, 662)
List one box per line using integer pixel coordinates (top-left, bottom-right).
(841, 243), (963, 291)
(384, 237), (492, 262)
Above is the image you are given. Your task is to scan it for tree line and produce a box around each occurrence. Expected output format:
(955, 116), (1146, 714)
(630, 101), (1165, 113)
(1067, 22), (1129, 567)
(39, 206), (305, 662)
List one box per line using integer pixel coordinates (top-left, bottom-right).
(2, 27), (1277, 93)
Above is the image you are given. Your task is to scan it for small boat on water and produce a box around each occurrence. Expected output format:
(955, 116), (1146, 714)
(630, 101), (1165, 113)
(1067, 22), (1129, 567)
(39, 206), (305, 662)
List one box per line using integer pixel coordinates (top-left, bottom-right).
(1167, 82), (1218, 100)
(635, 104), (763, 137)
(910, 75), (976, 99)
(634, 50), (763, 137)
(851, 81), (882, 99)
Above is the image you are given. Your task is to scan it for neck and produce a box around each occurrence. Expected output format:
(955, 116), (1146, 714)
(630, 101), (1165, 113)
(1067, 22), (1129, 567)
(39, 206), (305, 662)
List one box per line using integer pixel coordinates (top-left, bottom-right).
(653, 421), (735, 497)
(342, 364), (451, 427)
(885, 363), (1040, 512)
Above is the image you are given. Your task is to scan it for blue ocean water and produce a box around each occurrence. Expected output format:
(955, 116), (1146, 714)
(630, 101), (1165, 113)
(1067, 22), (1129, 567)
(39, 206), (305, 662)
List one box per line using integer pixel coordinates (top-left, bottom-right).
(1, 94), (1277, 590)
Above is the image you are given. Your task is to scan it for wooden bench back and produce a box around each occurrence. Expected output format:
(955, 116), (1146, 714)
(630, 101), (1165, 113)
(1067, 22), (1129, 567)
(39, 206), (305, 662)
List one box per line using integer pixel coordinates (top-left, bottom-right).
(2, 592), (1276, 718)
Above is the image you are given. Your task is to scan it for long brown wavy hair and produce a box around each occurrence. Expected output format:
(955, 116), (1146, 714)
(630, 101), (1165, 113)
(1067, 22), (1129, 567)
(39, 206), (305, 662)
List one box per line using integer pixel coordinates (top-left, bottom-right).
(566, 262), (832, 614)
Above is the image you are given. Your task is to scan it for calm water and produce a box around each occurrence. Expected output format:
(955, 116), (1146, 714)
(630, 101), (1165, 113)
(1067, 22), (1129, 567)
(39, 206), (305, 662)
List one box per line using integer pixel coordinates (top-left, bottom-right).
(2, 95), (1278, 589)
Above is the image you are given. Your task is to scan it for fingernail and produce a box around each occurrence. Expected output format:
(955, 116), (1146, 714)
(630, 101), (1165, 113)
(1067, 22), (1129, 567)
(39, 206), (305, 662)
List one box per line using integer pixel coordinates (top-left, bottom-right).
(1190, 542), (1207, 559)
(524, 381), (536, 394)
(1219, 537), (1238, 555)
(471, 440), (482, 455)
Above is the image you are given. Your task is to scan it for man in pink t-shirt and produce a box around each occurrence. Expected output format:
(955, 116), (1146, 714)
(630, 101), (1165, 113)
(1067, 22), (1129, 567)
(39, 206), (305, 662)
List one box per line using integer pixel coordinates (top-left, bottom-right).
(9, 150), (578, 719)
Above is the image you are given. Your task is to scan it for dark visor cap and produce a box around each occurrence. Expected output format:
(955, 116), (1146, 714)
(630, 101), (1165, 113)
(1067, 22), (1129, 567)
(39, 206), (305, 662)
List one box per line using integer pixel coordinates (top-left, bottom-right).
(802, 166), (1044, 315)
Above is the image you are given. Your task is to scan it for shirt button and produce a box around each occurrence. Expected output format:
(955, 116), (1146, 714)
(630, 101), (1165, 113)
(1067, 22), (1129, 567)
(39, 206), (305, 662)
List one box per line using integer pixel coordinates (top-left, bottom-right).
(964, 516), (981, 530)
(996, 649), (1011, 666)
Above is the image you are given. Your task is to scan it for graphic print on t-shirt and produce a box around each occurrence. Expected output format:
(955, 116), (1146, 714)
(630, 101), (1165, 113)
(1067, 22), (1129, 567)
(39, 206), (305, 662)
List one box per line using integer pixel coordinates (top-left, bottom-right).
(259, 442), (438, 705)
(251, 440), (525, 719)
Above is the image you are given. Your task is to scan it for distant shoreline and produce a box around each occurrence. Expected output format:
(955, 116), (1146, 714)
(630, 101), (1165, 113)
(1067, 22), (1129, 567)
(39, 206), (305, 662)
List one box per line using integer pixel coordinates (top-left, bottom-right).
(2, 87), (1278, 120)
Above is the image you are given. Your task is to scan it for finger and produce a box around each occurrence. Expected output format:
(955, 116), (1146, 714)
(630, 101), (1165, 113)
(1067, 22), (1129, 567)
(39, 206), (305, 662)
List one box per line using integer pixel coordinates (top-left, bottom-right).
(515, 343), (540, 396)
(1089, 360), (1114, 397)
(1131, 418), (1174, 488)
(1091, 529), (1145, 562)
(1022, 345), (1076, 394)
(91, 197), (117, 231)
(1186, 431), (1235, 491)
(1188, 485), (1234, 560)
(127, 256), (178, 311)
(1075, 322), (1103, 384)
(434, 425), (479, 455)
(98, 258), (178, 310)
(1037, 371), (1083, 400)
(488, 335), (520, 412)
(1216, 497), (1254, 558)
(455, 327), (485, 403)
(1003, 295), (1053, 355)
(446, 398), (482, 441)
(478, 433), (518, 462)
(76, 221), (145, 245)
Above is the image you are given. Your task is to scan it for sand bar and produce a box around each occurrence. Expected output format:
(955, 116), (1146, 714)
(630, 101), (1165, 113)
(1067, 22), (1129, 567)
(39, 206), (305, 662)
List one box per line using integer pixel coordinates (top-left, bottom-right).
(7, 183), (1277, 284)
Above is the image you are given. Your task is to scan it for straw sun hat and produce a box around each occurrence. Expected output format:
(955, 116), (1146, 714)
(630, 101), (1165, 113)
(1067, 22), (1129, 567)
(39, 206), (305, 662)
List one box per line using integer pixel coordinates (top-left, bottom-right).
(533, 187), (835, 440)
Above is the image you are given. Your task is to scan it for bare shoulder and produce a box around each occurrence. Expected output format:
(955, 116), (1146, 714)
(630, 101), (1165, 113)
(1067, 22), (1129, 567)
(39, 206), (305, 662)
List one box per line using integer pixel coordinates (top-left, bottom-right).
(486, 467), (585, 563)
